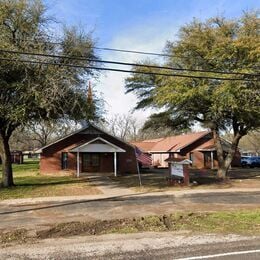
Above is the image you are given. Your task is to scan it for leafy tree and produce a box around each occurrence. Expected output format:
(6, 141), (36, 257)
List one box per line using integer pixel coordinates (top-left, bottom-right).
(142, 111), (191, 133)
(126, 12), (260, 179)
(0, 0), (102, 187)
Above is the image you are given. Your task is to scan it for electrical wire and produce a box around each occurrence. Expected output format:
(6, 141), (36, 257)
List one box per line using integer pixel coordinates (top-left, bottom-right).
(0, 49), (258, 77)
(13, 38), (260, 70)
(0, 57), (258, 82)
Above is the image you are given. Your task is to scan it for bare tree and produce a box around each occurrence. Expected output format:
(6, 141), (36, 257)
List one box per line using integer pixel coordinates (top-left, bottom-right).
(103, 113), (188, 142)
(9, 120), (80, 150)
(9, 128), (38, 151)
(225, 129), (260, 155)
(25, 120), (79, 147)
(103, 113), (141, 141)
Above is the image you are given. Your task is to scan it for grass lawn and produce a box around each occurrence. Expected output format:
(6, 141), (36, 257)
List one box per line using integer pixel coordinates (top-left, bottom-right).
(110, 168), (260, 192)
(0, 159), (101, 200)
(2, 209), (260, 244)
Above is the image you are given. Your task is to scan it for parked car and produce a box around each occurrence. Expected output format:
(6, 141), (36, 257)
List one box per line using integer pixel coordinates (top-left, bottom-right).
(241, 156), (260, 168)
(252, 157), (260, 167)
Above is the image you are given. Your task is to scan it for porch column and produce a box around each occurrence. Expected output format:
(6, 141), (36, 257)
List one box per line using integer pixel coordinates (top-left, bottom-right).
(114, 152), (117, 177)
(211, 151), (214, 169)
(77, 152), (80, 178)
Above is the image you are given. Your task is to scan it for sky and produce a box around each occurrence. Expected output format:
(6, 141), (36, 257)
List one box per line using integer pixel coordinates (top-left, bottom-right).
(44, 0), (259, 123)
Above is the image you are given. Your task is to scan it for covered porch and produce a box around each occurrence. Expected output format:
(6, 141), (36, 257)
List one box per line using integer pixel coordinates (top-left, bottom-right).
(70, 137), (126, 177)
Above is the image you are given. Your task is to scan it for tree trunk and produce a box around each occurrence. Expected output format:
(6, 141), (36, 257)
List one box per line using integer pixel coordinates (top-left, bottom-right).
(212, 129), (226, 179)
(0, 134), (14, 187)
(224, 132), (242, 171)
(213, 129), (242, 180)
(217, 166), (227, 179)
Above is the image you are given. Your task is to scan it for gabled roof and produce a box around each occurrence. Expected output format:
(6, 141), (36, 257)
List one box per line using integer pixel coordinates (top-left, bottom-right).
(131, 141), (158, 152)
(37, 122), (133, 153)
(131, 131), (210, 153)
(196, 137), (237, 152)
(70, 137), (126, 153)
(142, 138), (164, 143)
(195, 139), (215, 151)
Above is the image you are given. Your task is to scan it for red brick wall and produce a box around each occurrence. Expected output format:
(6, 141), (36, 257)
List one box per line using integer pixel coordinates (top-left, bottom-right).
(177, 133), (212, 168)
(191, 151), (205, 168)
(192, 150), (241, 169)
(40, 126), (137, 175)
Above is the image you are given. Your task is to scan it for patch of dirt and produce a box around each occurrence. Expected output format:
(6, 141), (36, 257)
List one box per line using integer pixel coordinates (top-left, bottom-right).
(33, 213), (218, 239)
(230, 179), (260, 188)
(37, 219), (136, 238)
(0, 229), (31, 245)
(26, 183), (103, 197)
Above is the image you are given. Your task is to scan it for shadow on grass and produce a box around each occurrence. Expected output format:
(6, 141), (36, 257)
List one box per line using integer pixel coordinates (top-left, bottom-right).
(6, 177), (89, 188)
(0, 192), (152, 215)
(106, 167), (260, 190)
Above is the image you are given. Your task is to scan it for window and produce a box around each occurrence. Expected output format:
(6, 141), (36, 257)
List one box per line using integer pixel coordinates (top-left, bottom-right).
(91, 154), (100, 166)
(61, 152), (68, 170)
(189, 152), (193, 162)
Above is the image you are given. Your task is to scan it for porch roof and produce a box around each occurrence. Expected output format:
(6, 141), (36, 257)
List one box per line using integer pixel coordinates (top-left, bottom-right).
(70, 137), (126, 153)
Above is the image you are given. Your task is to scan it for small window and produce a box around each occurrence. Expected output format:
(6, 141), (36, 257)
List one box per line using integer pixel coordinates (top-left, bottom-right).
(189, 152), (193, 162)
(204, 152), (211, 167)
(61, 152), (68, 170)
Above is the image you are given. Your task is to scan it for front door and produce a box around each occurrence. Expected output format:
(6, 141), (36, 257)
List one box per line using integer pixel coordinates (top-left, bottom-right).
(82, 153), (100, 172)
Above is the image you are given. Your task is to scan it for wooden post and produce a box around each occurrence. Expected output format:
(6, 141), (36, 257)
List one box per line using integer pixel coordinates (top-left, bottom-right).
(211, 151), (214, 169)
(183, 165), (190, 186)
(77, 152), (80, 178)
(114, 152), (117, 177)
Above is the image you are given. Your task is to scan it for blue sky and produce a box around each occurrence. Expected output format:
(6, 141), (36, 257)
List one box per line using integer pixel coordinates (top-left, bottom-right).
(44, 0), (259, 122)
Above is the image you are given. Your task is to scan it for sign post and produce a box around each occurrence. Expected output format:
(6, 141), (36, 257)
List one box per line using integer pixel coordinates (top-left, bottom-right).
(166, 158), (192, 186)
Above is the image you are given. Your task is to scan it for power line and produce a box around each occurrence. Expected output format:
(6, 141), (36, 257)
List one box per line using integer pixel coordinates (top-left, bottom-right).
(13, 38), (186, 58)
(94, 46), (174, 58)
(0, 49), (258, 78)
(0, 57), (258, 82)
(13, 38), (260, 70)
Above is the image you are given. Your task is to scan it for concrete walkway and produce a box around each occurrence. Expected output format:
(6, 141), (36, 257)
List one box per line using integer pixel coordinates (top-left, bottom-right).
(85, 172), (135, 196)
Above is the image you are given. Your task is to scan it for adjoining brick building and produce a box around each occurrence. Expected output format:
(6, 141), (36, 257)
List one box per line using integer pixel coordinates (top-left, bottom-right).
(132, 131), (241, 169)
(38, 124), (138, 176)
(0, 150), (23, 165)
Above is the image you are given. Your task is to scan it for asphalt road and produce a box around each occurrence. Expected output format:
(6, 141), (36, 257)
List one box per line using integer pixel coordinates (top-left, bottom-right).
(0, 232), (260, 259)
(1, 191), (260, 230)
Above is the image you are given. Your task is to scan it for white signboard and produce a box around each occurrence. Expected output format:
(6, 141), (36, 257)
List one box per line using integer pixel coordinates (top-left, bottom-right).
(171, 163), (184, 177)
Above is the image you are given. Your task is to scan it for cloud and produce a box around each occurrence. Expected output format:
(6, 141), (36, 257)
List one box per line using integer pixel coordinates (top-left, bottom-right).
(93, 0), (258, 123)
(94, 20), (179, 123)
